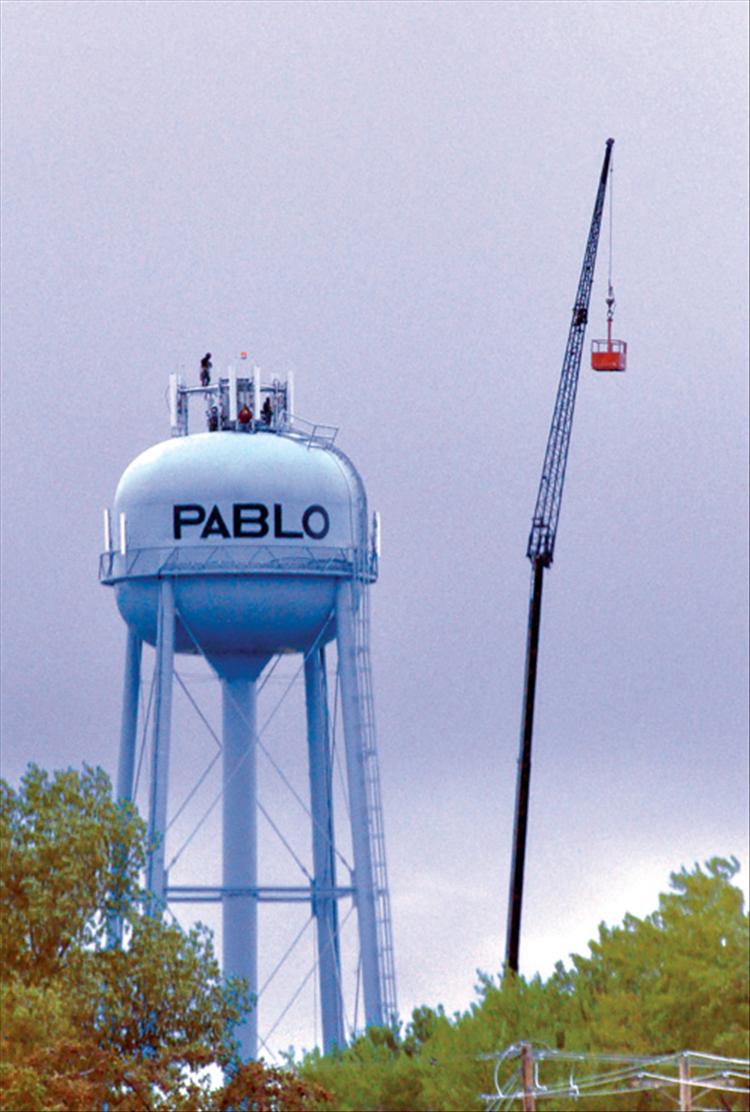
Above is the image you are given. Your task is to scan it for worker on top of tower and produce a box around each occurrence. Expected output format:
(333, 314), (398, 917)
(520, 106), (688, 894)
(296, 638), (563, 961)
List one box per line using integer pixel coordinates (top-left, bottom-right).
(200, 353), (212, 386)
(262, 396), (273, 426)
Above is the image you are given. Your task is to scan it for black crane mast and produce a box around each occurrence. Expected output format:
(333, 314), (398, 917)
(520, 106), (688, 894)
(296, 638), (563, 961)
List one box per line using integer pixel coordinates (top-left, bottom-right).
(505, 139), (615, 975)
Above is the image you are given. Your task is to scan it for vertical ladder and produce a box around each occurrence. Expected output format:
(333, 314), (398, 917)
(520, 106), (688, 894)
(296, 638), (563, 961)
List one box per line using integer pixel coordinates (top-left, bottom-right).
(352, 551), (398, 1027)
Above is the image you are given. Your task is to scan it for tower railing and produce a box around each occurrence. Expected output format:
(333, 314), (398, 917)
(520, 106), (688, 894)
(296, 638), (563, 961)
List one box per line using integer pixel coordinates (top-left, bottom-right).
(99, 543), (369, 584)
(285, 416), (339, 448)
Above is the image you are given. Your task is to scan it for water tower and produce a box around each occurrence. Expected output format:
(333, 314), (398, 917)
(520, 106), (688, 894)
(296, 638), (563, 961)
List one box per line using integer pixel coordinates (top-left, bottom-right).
(99, 363), (397, 1059)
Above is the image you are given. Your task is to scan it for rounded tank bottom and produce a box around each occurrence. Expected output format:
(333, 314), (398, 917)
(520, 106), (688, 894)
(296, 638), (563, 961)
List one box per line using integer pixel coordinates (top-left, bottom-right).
(114, 575), (338, 658)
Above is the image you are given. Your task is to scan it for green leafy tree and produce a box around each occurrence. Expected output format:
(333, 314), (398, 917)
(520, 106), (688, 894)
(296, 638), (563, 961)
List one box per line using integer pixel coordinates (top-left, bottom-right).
(0, 764), (144, 982)
(555, 856), (750, 1056)
(4, 768), (745, 1110)
(0, 764), (330, 1110)
(300, 858), (750, 1111)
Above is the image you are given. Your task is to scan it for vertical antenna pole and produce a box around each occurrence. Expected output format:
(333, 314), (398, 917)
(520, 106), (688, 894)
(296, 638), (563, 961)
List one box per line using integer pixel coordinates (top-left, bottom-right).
(253, 367), (261, 420)
(228, 365), (238, 424)
(505, 559), (545, 973)
(286, 370), (295, 425)
(146, 578), (175, 909)
(169, 373), (179, 433)
(222, 674), (258, 1061)
(336, 580), (384, 1028)
(305, 647), (345, 1051)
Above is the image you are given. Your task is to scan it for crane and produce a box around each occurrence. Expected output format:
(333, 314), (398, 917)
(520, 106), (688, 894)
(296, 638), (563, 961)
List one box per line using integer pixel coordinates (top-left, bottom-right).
(504, 138), (616, 975)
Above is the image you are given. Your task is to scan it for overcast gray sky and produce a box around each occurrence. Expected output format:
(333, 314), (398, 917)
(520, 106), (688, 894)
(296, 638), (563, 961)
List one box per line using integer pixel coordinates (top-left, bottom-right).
(2, 0), (748, 1056)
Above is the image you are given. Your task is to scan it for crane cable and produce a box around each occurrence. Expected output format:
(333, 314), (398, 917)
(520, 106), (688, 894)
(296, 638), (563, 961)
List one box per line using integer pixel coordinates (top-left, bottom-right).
(607, 157), (615, 324)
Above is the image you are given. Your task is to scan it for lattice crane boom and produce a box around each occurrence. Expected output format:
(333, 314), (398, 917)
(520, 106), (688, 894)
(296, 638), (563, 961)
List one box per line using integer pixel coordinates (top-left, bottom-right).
(527, 138), (614, 566)
(505, 139), (615, 975)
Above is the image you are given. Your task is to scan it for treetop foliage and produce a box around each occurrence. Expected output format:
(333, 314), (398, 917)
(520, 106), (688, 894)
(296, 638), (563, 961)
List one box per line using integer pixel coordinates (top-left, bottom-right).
(300, 857), (749, 1111)
(0, 764), (329, 1110)
(1, 764), (144, 982)
(1, 764), (747, 1110)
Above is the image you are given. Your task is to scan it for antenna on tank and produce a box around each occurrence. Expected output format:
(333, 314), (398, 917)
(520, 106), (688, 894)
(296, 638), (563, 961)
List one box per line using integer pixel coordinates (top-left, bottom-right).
(166, 361), (339, 446)
(168, 373), (180, 433)
(372, 511), (381, 560)
(228, 365), (238, 424)
(253, 367), (261, 418)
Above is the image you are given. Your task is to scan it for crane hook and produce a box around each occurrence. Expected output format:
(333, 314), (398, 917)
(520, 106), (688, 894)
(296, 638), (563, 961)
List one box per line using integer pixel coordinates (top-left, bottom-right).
(606, 283), (616, 326)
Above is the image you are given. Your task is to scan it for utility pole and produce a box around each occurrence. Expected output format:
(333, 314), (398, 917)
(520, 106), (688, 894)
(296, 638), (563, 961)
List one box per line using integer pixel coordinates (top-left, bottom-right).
(679, 1054), (692, 1112)
(520, 1043), (537, 1112)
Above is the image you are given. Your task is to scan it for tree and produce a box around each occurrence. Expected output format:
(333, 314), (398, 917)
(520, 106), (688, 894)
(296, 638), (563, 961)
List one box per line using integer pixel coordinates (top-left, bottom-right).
(555, 856), (750, 1056)
(299, 858), (749, 1110)
(0, 764), (330, 1110)
(0, 764), (144, 983)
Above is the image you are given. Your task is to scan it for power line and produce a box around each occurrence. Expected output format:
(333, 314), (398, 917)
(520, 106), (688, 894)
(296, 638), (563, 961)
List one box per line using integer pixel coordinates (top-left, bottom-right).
(483, 1045), (750, 1111)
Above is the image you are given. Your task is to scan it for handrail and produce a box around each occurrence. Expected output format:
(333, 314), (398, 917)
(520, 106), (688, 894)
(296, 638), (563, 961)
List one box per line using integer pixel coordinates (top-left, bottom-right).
(99, 542), (376, 584)
(285, 414), (339, 447)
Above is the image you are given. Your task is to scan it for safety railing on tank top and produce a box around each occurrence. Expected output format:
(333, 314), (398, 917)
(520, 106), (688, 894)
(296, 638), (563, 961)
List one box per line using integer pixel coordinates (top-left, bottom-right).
(285, 414), (339, 448)
(98, 543), (372, 583)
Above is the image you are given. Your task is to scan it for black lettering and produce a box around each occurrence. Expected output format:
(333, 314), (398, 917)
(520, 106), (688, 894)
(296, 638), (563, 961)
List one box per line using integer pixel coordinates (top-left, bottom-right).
(233, 503), (269, 538)
(274, 503), (303, 539)
(201, 505), (231, 539)
(174, 502), (327, 541)
(302, 504), (330, 540)
(173, 504), (206, 539)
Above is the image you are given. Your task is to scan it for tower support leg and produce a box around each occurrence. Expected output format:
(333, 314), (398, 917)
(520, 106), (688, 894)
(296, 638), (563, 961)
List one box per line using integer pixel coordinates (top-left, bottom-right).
(146, 578), (175, 911)
(305, 646), (344, 1051)
(109, 627), (143, 945)
(117, 628), (142, 803)
(335, 581), (384, 1029)
(222, 675), (258, 1062)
